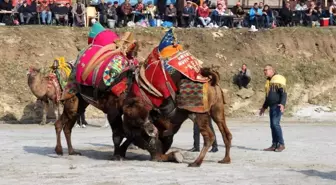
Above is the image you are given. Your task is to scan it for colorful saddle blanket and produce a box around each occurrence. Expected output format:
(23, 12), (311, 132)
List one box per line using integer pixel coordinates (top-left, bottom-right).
(75, 47), (130, 87)
(176, 79), (210, 113)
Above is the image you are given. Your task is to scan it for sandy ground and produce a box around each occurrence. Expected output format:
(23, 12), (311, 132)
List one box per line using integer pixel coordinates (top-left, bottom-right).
(0, 120), (335, 185)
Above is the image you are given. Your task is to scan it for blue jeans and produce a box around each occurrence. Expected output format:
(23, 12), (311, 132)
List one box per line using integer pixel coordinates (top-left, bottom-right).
(330, 14), (335, 25)
(269, 105), (284, 145)
(41, 11), (52, 24)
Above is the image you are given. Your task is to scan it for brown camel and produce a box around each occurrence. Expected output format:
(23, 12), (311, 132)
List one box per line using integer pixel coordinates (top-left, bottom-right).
(53, 37), (158, 157)
(122, 67), (233, 167)
(27, 67), (61, 125)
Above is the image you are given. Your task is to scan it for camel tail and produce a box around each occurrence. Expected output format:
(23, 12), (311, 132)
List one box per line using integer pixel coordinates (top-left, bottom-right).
(200, 67), (220, 86)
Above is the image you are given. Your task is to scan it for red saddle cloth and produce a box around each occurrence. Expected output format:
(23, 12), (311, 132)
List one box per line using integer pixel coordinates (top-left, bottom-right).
(132, 48), (178, 108)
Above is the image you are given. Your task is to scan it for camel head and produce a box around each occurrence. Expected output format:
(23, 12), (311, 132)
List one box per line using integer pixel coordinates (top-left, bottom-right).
(122, 97), (158, 138)
(27, 66), (41, 77)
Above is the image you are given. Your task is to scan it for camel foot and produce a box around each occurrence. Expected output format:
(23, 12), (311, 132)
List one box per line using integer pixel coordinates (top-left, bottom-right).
(55, 146), (63, 155)
(110, 155), (124, 161)
(188, 162), (201, 167)
(173, 152), (184, 163)
(69, 150), (82, 156)
(39, 121), (46, 125)
(218, 157), (231, 164)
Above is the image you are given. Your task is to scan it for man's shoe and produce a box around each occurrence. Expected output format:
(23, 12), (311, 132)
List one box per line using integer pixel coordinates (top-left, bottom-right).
(275, 145), (285, 152)
(188, 147), (200, 152)
(263, 144), (276, 151)
(209, 147), (218, 153)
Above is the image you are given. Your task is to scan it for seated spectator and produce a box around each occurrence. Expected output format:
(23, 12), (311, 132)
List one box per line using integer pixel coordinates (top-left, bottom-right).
(232, 2), (245, 28)
(134, 0), (145, 22)
(315, 2), (325, 18)
(66, 3), (73, 26)
(72, 0), (85, 27)
(223, 7), (234, 28)
(49, 0), (57, 13)
(295, 0), (308, 11)
(262, 4), (273, 28)
(97, 0), (107, 26)
(329, 1), (336, 25)
(280, 2), (292, 26)
(249, 3), (263, 28)
(232, 2), (245, 17)
(236, 64), (251, 89)
(305, 1), (318, 27)
(30, 0), (37, 13)
(0, 0), (13, 11)
(54, 3), (69, 26)
(212, 3), (225, 27)
(38, 0), (52, 25)
(258, 2), (263, 9)
(121, 0), (133, 26)
(182, 1), (195, 27)
(18, 1), (33, 24)
(0, 0), (13, 23)
(294, 0), (307, 24)
(106, 1), (118, 25)
(13, 0), (23, 13)
(165, 3), (177, 26)
(145, 1), (156, 20)
(197, 1), (211, 27)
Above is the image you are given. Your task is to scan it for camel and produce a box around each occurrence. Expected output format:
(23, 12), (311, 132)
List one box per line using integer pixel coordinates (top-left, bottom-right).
(27, 66), (62, 125)
(27, 59), (87, 125)
(122, 67), (232, 167)
(53, 30), (152, 157)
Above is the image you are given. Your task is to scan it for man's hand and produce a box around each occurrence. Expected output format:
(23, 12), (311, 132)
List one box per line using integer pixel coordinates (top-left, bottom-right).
(259, 108), (265, 116)
(278, 104), (285, 113)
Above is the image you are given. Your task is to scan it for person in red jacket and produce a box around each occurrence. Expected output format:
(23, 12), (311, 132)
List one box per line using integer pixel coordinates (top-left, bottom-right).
(197, 2), (211, 27)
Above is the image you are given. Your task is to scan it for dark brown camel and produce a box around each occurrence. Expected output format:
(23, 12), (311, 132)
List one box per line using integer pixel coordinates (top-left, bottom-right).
(122, 67), (233, 167)
(53, 40), (158, 158)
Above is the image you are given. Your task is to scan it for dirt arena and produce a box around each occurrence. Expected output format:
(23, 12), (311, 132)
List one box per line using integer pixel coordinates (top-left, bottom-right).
(0, 119), (335, 185)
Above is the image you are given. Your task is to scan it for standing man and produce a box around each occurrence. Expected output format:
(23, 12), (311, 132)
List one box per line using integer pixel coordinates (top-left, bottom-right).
(189, 120), (218, 153)
(236, 64), (251, 89)
(259, 64), (287, 152)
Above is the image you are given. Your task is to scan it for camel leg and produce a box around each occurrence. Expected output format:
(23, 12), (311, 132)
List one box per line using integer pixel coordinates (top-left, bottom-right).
(40, 100), (48, 125)
(119, 138), (133, 158)
(55, 118), (64, 155)
(55, 97), (77, 155)
(63, 95), (88, 155)
(188, 113), (214, 167)
(63, 115), (81, 155)
(211, 97), (232, 164)
(54, 102), (60, 121)
(108, 112), (125, 161)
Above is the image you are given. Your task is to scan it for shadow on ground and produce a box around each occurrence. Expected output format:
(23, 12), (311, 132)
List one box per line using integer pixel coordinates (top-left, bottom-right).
(23, 145), (151, 161)
(293, 169), (336, 181)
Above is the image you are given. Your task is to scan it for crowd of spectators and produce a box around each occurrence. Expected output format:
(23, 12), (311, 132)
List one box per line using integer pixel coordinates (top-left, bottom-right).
(0, 0), (336, 28)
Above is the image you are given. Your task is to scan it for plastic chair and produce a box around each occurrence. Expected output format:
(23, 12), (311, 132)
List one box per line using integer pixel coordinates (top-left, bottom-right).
(85, 6), (100, 27)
